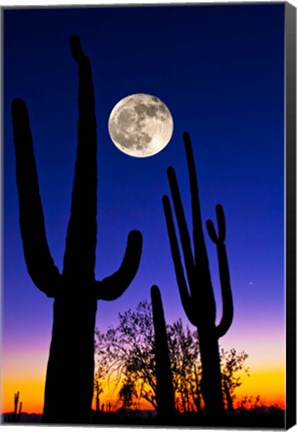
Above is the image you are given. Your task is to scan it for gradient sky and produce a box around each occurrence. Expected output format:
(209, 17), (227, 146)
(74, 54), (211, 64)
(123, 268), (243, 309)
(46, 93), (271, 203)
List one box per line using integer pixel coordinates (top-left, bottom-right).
(2, 3), (285, 413)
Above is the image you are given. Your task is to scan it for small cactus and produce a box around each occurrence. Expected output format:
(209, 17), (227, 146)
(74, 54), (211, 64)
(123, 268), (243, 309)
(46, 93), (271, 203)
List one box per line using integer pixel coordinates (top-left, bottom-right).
(10, 391), (22, 422)
(11, 35), (142, 424)
(162, 132), (233, 419)
(151, 285), (175, 419)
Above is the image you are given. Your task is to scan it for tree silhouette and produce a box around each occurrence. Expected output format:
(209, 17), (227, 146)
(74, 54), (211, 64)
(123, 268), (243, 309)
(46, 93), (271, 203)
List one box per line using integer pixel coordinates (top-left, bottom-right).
(162, 132), (233, 419)
(118, 376), (137, 409)
(11, 35), (142, 424)
(167, 319), (202, 413)
(94, 380), (103, 414)
(220, 348), (249, 414)
(95, 300), (157, 410)
(95, 300), (246, 416)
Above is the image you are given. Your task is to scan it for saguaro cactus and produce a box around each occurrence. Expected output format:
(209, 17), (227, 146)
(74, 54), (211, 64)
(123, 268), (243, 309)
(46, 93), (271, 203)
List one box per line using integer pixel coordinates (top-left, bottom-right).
(11, 391), (22, 422)
(11, 35), (142, 424)
(151, 285), (175, 419)
(162, 132), (233, 419)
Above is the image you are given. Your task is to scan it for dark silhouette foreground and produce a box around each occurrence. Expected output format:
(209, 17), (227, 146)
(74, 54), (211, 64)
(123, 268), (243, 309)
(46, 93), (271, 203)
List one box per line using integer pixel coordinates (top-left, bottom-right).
(163, 132), (234, 420)
(2, 405), (285, 428)
(151, 285), (175, 418)
(12, 35), (142, 424)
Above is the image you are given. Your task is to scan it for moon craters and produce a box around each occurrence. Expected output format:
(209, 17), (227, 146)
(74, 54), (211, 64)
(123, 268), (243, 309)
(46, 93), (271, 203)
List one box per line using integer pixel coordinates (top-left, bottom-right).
(108, 94), (174, 157)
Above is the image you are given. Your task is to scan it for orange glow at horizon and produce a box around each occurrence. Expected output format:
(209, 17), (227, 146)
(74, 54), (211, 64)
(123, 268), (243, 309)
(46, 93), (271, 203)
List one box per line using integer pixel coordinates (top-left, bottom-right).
(235, 368), (285, 409)
(2, 370), (285, 415)
(2, 380), (45, 414)
(1, 347), (47, 414)
(2, 348), (285, 414)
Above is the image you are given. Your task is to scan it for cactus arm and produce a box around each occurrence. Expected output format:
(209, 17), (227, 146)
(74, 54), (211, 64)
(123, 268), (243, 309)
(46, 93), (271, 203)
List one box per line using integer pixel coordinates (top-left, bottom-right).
(206, 205), (226, 243)
(63, 35), (97, 281)
(206, 205), (233, 338)
(11, 99), (61, 297)
(18, 402), (23, 418)
(94, 230), (142, 301)
(215, 241), (233, 338)
(183, 132), (211, 280)
(166, 167), (195, 288)
(14, 391), (19, 415)
(184, 132), (216, 321)
(162, 195), (196, 326)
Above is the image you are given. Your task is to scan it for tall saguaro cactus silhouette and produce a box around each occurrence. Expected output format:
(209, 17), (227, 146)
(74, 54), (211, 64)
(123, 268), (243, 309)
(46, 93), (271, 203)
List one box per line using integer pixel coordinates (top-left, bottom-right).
(11, 35), (142, 424)
(151, 285), (175, 419)
(162, 132), (233, 419)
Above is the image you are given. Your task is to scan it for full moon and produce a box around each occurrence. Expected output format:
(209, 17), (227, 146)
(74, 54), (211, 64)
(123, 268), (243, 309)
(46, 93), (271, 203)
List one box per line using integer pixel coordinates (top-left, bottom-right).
(108, 93), (174, 157)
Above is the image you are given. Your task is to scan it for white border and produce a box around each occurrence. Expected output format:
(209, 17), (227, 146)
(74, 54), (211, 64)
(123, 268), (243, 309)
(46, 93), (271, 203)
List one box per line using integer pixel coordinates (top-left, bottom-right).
(0, 2), (295, 432)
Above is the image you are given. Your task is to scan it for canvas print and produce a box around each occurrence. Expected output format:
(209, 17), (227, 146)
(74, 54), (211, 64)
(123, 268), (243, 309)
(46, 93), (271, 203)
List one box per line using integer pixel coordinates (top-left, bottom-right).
(1, 2), (296, 429)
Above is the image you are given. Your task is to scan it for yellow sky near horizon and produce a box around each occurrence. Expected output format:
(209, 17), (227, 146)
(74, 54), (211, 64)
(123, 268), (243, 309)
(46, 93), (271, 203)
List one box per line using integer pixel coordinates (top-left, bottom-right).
(2, 353), (285, 414)
(2, 322), (286, 414)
